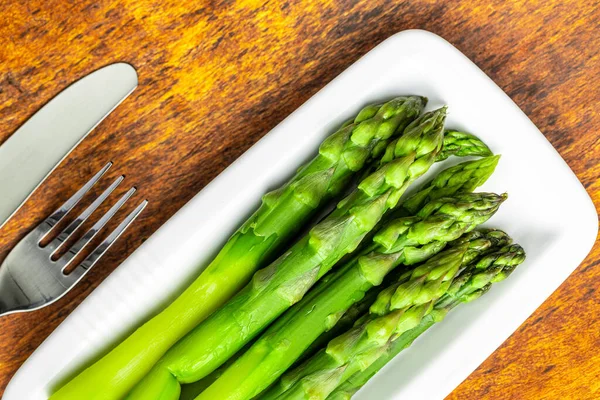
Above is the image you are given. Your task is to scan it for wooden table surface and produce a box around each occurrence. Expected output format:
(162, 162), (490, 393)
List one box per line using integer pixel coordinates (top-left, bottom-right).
(1, 0), (599, 398)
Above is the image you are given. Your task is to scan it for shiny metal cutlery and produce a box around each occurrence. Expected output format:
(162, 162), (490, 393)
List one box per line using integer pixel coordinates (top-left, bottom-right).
(0, 162), (147, 317)
(0, 63), (138, 229)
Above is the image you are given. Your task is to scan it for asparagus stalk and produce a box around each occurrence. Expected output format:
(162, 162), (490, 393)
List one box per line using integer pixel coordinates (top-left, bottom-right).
(399, 155), (500, 216)
(327, 243), (526, 399)
(195, 193), (506, 400)
(50, 96), (425, 400)
(436, 130), (492, 161)
(325, 313), (438, 400)
(259, 228), (511, 400)
(125, 108), (447, 400)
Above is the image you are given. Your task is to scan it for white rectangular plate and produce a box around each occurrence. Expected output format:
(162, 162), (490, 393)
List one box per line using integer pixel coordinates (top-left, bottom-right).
(5, 30), (597, 400)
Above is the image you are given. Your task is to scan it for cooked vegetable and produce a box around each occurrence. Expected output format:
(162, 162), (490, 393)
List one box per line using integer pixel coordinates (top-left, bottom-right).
(181, 156), (502, 400)
(326, 313), (437, 400)
(50, 96), (425, 400)
(125, 107), (447, 400)
(398, 155), (500, 216)
(327, 243), (526, 399)
(196, 194), (507, 400)
(436, 130), (492, 161)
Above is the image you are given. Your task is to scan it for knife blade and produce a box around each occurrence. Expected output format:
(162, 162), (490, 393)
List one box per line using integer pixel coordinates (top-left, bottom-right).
(0, 63), (138, 229)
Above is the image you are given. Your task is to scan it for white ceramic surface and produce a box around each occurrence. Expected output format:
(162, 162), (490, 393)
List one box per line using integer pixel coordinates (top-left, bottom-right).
(4, 30), (597, 400)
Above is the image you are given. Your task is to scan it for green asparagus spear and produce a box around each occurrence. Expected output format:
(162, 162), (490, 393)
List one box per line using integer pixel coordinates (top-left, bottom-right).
(125, 108), (447, 400)
(327, 243), (526, 399)
(258, 227), (511, 400)
(435, 243), (526, 308)
(50, 96), (425, 400)
(195, 193), (506, 400)
(325, 313), (437, 400)
(176, 230), (507, 400)
(399, 155), (500, 216)
(436, 130), (492, 161)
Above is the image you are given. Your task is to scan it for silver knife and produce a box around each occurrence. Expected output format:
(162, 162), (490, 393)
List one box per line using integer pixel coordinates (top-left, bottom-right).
(0, 63), (138, 229)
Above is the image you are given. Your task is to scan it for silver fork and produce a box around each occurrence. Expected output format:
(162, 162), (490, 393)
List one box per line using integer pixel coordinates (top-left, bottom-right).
(0, 162), (147, 317)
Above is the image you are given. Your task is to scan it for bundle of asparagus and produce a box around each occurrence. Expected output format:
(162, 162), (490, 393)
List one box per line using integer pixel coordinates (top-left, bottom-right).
(51, 96), (427, 400)
(125, 107), (448, 399)
(194, 194), (507, 400)
(178, 157), (500, 400)
(52, 94), (509, 400)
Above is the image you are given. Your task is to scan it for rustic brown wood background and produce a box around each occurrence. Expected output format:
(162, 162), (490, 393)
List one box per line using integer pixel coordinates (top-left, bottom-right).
(1, 0), (599, 398)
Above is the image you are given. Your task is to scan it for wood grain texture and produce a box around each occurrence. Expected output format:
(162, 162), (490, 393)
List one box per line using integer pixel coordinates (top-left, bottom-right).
(0, 0), (599, 398)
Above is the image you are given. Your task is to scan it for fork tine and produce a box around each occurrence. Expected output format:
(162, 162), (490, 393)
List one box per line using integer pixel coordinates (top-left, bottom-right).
(59, 186), (136, 272)
(67, 200), (148, 282)
(48, 176), (124, 253)
(40, 162), (112, 236)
